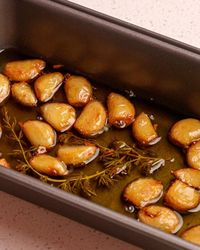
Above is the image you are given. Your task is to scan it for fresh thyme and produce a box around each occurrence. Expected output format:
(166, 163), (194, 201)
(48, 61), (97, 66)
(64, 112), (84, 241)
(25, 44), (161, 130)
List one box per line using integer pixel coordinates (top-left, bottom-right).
(2, 108), (165, 197)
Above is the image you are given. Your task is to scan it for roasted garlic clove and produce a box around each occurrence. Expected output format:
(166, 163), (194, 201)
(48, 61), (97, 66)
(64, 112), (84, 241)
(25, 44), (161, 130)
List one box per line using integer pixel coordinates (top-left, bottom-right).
(41, 103), (76, 132)
(123, 178), (163, 208)
(74, 101), (107, 137)
(11, 82), (37, 107)
(169, 118), (200, 148)
(57, 144), (99, 167)
(21, 120), (56, 149)
(187, 141), (200, 170)
(138, 205), (183, 234)
(181, 225), (200, 245)
(34, 72), (64, 102)
(173, 168), (200, 189)
(164, 180), (200, 212)
(64, 75), (92, 107)
(3, 59), (45, 81)
(107, 92), (135, 128)
(132, 112), (160, 146)
(30, 154), (68, 176)
(0, 158), (10, 168)
(0, 74), (10, 104)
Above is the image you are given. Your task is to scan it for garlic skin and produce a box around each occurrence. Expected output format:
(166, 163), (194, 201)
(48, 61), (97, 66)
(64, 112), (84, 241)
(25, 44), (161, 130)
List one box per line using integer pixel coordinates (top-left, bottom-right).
(11, 82), (37, 107)
(57, 144), (99, 167)
(107, 92), (135, 128)
(41, 103), (76, 132)
(3, 59), (45, 81)
(138, 205), (183, 234)
(132, 112), (160, 146)
(169, 118), (200, 148)
(123, 178), (163, 208)
(64, 75), (92, 107)
(74, 101), (107, 137)
(21, 120), (56, 149)
(0, 74), (10, 104)
(34, 72), (64, 102)
(30, 154), (68, 176)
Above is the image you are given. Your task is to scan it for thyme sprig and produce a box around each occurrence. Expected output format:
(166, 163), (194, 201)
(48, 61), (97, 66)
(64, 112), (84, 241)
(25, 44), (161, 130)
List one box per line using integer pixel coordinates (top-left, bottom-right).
(2, 108), (165, 197)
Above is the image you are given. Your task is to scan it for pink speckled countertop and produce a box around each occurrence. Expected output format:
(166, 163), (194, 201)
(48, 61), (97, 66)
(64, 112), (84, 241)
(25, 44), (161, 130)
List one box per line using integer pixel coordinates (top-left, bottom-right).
(1, 1), (200, 249)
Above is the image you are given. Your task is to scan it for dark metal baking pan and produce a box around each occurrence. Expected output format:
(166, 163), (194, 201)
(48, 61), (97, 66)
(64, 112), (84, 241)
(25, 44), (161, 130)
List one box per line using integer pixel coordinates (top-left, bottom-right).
(0, 0), (200, 249)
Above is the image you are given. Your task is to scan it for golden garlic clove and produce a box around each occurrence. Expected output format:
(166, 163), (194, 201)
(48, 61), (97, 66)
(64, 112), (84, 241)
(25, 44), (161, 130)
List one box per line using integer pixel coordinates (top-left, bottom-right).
(0, 158), (10, 168)
(0, 74), (10, 104)
(164, 180), (200, 212)
(64, 75), (92, 107)
(173, 168), (200, 189)
(132, 112), (160, 146)
(30, 154), (68, 176)
(34, 72), (64, 102)
(11, 82), (37, 107)
(187, 141), (200, 170)
(74, 101), (107, 137)
(138, 205), (183, 234)
(181, 225), (200, 246)
(3, 59), (45, 81)
(123, 178), (163, 208)
(107, 92), (135, 128)
(169, 118), (200, 148)
(41, 103), (76, 132)
(57, 144), (99, 167)
(21, 120), (56, 149)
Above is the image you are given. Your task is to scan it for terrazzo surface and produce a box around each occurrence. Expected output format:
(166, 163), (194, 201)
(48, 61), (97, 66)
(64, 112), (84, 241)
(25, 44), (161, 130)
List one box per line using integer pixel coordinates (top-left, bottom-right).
(1, 0), (199, 249)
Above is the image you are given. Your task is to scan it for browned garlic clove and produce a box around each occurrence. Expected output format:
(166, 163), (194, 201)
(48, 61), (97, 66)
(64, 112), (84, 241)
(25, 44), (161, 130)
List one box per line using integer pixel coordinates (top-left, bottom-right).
(0, 158), (10, 168)
(40, 103), (76, 132)
(169, 118), (200, 148)
(74, 100), (107, 137)
(164, 180), (200, 212)
(132, 112), (160, 146)
(107, 92), (135, 128)
(3, 59), (45, 81)
(64, 75), (92, 107)
(123, 178), (163, 208)
(187, 141), (200, 170)
(20, 120), (56, 149)
(173, 168), (200, 189)
(34, 72), (64, 102)
(57, 144), (99, 167)
(11, 82), (37, 107)
(0, 74), (10, 104)
(30, 154), (68, 176)
(138, 205), (183, 234)
(181, 225), (200, 245)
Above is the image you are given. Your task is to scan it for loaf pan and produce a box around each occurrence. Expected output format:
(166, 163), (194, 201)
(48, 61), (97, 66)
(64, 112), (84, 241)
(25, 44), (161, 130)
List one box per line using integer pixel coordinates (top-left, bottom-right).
(0, 1), (200, 249)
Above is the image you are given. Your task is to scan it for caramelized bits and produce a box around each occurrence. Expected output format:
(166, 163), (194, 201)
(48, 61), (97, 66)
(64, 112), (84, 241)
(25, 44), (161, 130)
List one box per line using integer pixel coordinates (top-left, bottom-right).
(181, 225), (200, 245)
(34, 72), (63, 102)
(0, 74), (10, 104)
(0, 158), (10, 168)
(138, 205), (183, 234)
(164, 180), (200, 212)
(30, 154), (68, 176)
(64, 75), (92, 107)
(3, 59), (45, 81)
(74, 101), (107, 137)
(57, 144), (99, 167)
(11, 82), (37, 107)
(132, 112), (160, 146)
(169, 118), (200, 148)
(41, 103), (76, 132)
(107, 92), (135, 128)
(123, 178), (163, 208)
(21, 120), (56, 149)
